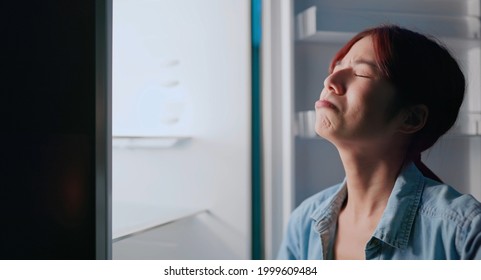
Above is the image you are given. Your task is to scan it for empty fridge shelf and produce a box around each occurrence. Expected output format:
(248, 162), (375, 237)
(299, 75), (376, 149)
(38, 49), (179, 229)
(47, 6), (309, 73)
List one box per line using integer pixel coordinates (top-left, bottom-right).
(112, 201), (207, 241)
(296, 4), (481, 42)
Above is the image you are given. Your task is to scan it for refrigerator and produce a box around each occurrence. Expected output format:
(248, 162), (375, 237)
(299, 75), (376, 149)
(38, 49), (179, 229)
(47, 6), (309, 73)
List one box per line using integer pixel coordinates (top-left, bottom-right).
(262, 0), (481, 259)
(111, 0), (252, 259)
(111, 0), (481, 260)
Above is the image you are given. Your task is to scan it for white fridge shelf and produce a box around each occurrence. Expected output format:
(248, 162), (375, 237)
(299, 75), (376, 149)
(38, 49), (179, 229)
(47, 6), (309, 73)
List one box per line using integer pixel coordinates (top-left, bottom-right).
(112, 136), (191, 149)
(296, 4), (481, 43)
(296, 110), (481, 138)
(112, 201), (207, 241)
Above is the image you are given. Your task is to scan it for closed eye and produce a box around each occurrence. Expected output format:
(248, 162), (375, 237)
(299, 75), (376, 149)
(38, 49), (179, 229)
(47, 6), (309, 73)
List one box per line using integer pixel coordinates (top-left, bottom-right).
(354, 73), (371, 78)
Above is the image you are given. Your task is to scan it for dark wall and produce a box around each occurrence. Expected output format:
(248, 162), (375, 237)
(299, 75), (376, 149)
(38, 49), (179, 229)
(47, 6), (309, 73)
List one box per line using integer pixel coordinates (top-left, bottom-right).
(0, 1), (99, 259)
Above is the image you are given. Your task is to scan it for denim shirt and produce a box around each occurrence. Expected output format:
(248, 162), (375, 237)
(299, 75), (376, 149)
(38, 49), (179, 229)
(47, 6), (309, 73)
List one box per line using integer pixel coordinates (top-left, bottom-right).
(277, 162), (481, 260)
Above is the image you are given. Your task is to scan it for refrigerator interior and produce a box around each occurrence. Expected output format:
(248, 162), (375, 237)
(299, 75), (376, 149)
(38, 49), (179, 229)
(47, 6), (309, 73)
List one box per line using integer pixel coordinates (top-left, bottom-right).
(111, 0), (251, 259)
(264, 0), (481, 259)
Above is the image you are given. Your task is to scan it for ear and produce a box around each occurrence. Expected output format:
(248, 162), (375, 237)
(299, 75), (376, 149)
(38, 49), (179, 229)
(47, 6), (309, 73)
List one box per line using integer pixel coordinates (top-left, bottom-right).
(398, 104), (428, 134)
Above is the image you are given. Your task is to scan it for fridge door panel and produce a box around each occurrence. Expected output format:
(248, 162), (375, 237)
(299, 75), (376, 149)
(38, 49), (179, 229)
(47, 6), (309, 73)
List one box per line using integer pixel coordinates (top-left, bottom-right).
(112, 0), (251, 259)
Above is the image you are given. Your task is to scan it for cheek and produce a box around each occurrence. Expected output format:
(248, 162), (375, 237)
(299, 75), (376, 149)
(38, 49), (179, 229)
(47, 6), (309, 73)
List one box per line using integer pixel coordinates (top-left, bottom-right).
(346, 93), (368, 120)
(355, 86), (395, 119)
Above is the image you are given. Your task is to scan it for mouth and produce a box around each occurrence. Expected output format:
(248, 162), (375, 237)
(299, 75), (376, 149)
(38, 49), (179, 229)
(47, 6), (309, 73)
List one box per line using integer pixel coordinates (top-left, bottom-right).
(315, 99), (337, 110)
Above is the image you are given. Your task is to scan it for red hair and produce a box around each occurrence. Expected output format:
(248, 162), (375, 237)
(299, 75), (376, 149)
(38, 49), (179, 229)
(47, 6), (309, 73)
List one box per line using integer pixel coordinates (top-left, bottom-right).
(330, 25), (466, 182)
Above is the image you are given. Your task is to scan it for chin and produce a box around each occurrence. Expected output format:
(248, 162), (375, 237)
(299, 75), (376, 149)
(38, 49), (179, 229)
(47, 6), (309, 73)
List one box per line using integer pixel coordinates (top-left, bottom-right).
(315, 123), (341, 144)
(314, 126), (332, 140)
(315, 118), (333, 134)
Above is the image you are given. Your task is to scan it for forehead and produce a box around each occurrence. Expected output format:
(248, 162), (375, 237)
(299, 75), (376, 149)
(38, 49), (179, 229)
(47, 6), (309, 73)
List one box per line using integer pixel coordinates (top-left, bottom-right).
(342, 36), (376, 62)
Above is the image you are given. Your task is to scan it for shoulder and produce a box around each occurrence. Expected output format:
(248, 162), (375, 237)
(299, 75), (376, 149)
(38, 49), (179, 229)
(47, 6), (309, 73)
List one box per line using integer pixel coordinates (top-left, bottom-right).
(419, 178), (481, 224)
(418, 178), (481, 259)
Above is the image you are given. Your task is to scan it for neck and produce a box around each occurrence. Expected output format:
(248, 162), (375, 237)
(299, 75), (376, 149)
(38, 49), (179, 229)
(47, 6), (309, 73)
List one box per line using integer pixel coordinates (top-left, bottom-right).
(337, 143), (407, 218)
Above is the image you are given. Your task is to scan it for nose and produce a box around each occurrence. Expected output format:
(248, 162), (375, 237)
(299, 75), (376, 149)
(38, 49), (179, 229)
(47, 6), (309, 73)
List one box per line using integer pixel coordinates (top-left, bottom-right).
(323, 70), (346, 95)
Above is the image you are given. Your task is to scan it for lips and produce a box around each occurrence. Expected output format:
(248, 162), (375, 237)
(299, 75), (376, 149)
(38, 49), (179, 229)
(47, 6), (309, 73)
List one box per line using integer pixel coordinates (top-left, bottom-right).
(315, 99), (337, 110)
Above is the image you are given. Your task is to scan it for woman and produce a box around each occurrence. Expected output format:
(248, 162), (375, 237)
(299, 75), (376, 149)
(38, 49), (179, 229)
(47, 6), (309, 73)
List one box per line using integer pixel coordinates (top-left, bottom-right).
(278, 25), (481, 260)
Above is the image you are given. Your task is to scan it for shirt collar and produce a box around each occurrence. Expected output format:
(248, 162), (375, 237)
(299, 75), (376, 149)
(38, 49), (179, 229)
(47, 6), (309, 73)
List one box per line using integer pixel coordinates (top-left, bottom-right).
(372, 162), (424, 248)
(310, 162), (425, 249)
(310, 179), (347, 233)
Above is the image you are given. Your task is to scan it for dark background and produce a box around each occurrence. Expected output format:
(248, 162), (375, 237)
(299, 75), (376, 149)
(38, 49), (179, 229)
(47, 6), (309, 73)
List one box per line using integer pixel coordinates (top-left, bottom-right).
(0, 1), (100, 259)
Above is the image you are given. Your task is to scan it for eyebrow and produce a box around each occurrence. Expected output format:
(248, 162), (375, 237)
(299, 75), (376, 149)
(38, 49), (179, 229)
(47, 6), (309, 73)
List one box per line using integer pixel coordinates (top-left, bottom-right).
(332, 59), (380, 75)
(335, 59), (378, 69)
(353, 59), (379, 70)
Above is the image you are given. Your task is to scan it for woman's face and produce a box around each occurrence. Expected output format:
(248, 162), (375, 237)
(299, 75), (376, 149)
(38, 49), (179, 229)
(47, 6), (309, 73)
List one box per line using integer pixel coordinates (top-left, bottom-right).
(315, 36), (401, 146)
